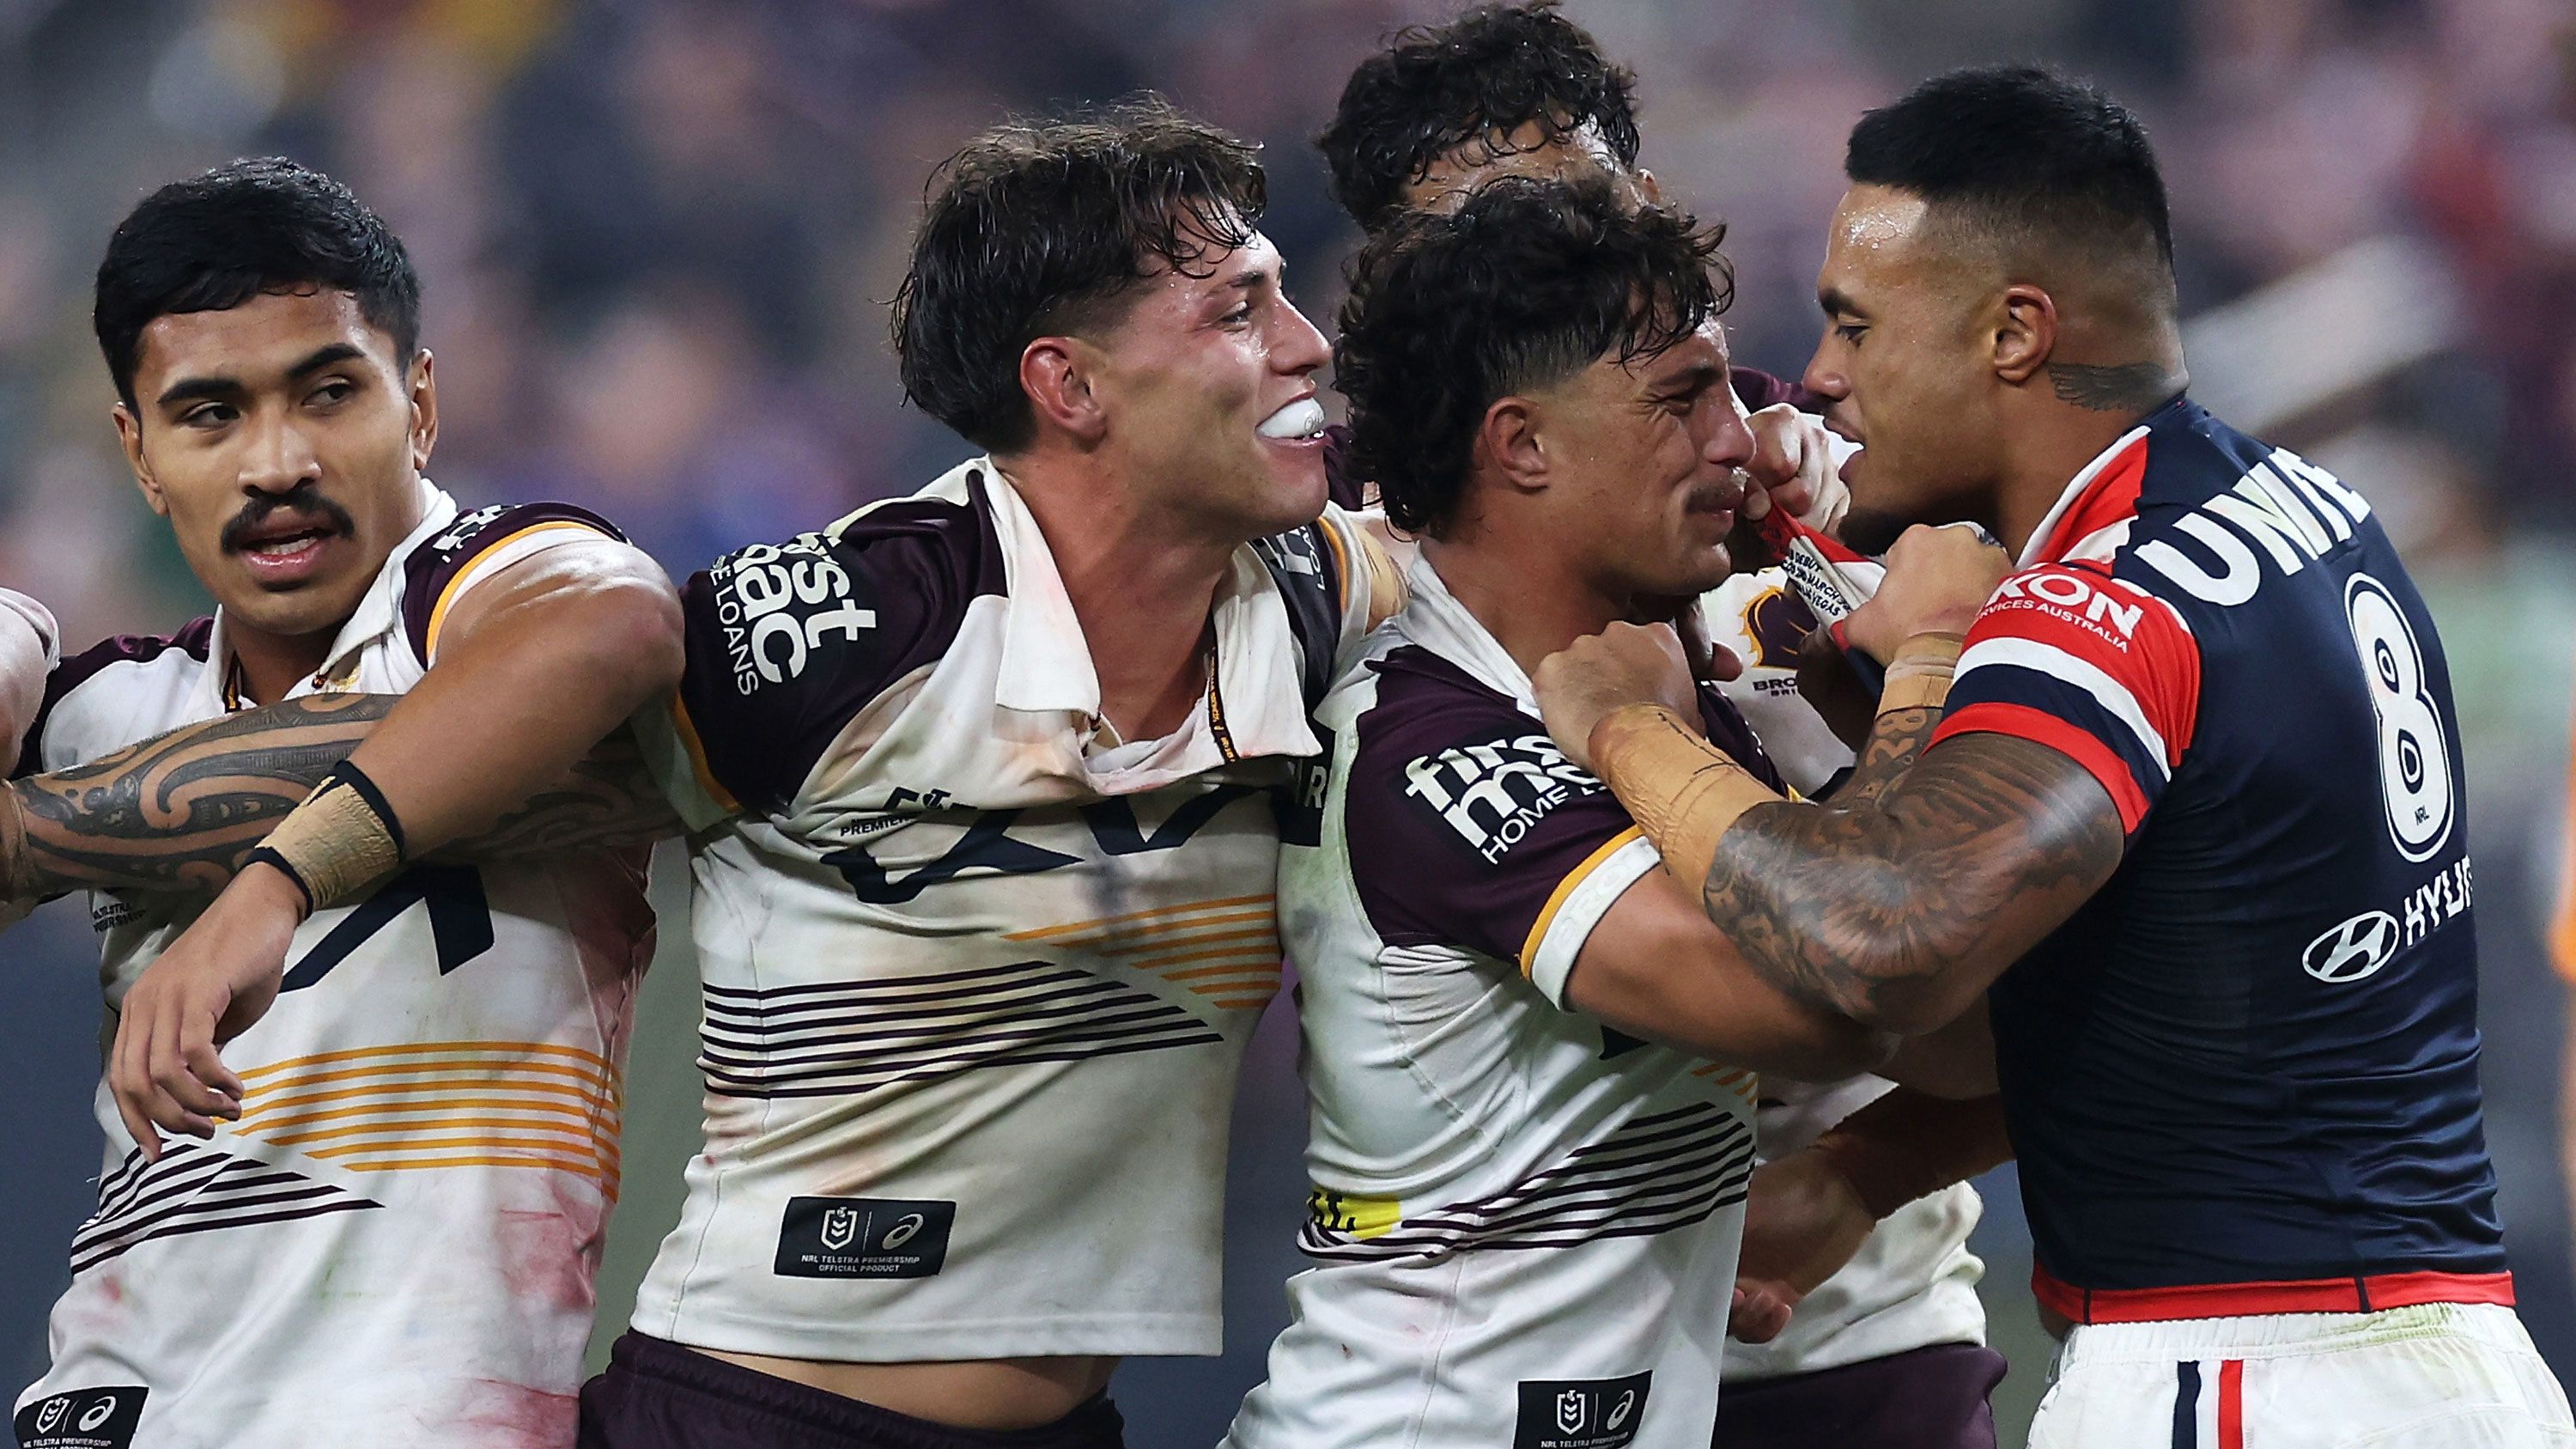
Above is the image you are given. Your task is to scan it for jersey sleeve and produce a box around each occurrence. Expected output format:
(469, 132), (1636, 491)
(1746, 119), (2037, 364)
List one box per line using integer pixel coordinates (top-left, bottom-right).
(1342, 666), (1662, 1008)
(1930, 563), (2202, 834)
(636, 503), (995, 829)
(399, 501), (629, 666)
(1, 587), (58, 776)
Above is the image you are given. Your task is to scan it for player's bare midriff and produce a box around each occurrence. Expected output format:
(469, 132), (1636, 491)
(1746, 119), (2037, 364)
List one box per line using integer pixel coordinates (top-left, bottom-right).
(696, 1349), (1121, 1429)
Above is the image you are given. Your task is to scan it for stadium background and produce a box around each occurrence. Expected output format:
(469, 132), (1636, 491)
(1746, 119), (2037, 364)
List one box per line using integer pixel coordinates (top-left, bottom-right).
(1, 0), (2571, 1442)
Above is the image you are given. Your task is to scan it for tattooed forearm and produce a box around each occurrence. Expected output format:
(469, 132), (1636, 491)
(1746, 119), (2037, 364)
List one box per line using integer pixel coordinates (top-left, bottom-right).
(1834, 704), (1942, 808)
(4, 693), (392, 897)
(2044, 360), (2178, 412)
(1700, 734), (2123, 1032)
(427, 731), (680, 862)
(2, 694), (682, 902)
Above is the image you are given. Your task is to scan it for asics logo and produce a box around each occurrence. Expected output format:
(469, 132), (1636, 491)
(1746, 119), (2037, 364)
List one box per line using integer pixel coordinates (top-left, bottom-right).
(2303, 910), (2400, 983)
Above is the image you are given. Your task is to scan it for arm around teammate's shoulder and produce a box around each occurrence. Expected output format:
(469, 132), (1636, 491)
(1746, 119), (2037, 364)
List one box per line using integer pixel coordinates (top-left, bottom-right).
(1563, 866), (1895, 1081)
(355, 533), (682, 855)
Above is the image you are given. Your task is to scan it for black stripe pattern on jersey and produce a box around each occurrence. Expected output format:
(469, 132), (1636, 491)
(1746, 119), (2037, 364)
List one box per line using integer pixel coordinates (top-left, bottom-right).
(1297, 1102), (1754, 1262)
(696, 959), (1224, 1100)
(73, 1141), (380, 1275)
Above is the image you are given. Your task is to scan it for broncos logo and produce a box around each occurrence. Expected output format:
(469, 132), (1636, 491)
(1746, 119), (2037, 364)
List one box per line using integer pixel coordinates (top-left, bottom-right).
(1738, 586), (1822, 670)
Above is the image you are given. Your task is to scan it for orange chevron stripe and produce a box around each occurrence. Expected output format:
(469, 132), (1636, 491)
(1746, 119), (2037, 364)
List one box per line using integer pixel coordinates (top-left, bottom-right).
(237, 1039), (612, 1082)
(1163, 960), (1283, 983)
(239, 1092), (617, 1135)
(259, 1113), (612, 1151)
(1092, 917), (1279, 954)
(235, 1058), (614, 1107)
(1005, 894), (1274, 942)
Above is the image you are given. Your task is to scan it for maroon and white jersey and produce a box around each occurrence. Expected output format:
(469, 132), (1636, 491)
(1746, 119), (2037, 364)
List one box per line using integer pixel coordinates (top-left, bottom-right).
(10, 483), (653, 1449)
(1227, 557), (1773, 1449)
(626, 458), (1379, 1363)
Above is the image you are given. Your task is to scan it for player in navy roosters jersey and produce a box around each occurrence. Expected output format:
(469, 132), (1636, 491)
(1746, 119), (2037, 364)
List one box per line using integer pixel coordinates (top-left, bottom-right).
(1534, 66), (2573, 1447)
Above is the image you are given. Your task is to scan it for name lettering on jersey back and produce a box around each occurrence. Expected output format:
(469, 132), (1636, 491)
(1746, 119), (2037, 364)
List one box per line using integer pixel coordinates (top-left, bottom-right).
(708, 535), (875, 695)
(1403, 734), (1601, 863)
(2135, 448), (2372, 606)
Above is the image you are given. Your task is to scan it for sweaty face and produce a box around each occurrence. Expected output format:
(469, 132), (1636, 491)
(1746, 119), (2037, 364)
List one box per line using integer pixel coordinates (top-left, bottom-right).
(118, 288), (432, 641)
(1079, 226), (1332, 542)
(1400, 119), (1649, 216)
(1802, 185), (2004, 553)
(1531, 322), (1752, 600)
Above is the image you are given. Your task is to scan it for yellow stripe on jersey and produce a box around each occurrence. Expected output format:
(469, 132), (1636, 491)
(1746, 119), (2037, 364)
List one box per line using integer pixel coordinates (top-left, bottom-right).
(1306, 1186), (1403, 1240)
(1519, 826), (1645, 977)
(228, 1040), (623, 1191)
(421, 520), (613, 659)
(1009, 895), (1282, 1011)
(1006, 893), (1275, 943)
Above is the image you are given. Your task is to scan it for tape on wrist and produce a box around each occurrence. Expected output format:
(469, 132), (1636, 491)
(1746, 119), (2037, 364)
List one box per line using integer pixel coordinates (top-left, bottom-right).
(242, 844), (316, 915)
(257, 759), (406, 911)
(1586, 704), (1785, 891)
(1875, 632), (1965, 717)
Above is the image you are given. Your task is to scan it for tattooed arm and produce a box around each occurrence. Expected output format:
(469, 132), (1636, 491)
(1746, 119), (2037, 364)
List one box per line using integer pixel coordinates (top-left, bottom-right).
(0, 691), (680, 901)
(1705, 734), (2123, 1032)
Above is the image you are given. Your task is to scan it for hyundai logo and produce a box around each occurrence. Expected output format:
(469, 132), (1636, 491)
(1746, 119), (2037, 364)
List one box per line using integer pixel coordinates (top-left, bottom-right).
(2304, 910), (2400, 983)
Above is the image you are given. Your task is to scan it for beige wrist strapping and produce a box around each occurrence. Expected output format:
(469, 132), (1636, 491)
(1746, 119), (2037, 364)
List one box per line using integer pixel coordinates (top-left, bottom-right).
(1587, 704), (1785, 891)
(1874, 632), (1965, 717)
(247, 762), (405, 912)
(0, 783), (30, 900)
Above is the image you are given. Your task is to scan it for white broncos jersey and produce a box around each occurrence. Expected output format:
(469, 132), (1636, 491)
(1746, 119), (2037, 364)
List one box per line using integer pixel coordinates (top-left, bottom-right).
(629, 459), (1378, 1363)
(1226, 558), (1778, 1449)
(10, 482), (654, 1449)
(1697, 569), (1990, 1381)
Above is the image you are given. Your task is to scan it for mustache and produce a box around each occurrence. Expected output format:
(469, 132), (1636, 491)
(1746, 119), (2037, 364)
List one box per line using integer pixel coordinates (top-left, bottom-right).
(220, 485), (355, 553)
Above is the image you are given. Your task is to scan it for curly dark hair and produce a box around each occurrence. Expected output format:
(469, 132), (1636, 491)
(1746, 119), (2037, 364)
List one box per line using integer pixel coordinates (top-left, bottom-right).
(94, 157), (421, 411)
(891, 97), (1267, 454)
(1334, 177), (1732, 538)
(1318, 1), (1640, 229)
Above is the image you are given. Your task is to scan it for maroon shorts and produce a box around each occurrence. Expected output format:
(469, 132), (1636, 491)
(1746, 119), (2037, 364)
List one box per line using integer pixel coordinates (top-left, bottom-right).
(577, 1332), (1127, 1449)
(1712, 1342), (2008, 1449)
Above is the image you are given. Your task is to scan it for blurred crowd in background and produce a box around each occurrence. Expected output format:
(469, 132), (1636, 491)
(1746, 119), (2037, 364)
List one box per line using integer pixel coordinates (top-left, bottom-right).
(3, 0), (2573, 1442)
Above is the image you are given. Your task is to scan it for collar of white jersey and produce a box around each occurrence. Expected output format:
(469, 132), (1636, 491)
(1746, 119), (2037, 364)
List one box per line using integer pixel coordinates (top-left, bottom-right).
(1390, 551), (1546, 715)
(978, 461), (1321, 762)
(204, 477), (456, 710)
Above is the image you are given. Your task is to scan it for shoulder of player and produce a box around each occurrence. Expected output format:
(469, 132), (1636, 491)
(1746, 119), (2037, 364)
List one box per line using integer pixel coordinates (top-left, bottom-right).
(399, 500), (633, 658)
(22, 618), (216, 772)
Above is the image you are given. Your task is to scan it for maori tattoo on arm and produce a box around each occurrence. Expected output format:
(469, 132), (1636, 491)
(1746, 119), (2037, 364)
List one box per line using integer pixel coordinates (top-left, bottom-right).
(1701, 733), (2124, 1029)
(4, 693), (681, 900)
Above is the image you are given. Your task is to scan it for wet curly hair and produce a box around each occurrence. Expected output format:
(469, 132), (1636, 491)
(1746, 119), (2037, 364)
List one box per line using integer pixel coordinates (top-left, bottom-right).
(891, 96), (1267, 453)
(1333, 177), (1732, 538)
(1318, 0), (1641, 229)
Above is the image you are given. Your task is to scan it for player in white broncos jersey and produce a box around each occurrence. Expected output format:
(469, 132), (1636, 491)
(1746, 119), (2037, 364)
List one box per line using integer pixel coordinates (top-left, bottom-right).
(0, 160), (683, 1448)
(1226, 180), (1978, 1449)
(88, 108), (1400, 1449)
(1314, 11), (2011, 1443)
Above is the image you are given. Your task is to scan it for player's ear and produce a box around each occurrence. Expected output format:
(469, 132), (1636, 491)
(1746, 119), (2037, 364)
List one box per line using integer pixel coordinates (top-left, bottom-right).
(1994, 283), (2055, 386)
(406, 348), (438, 472)
(112, 402), (168, 517)
(1477, 394), (1551, 498)
(1019, 336), (1106, 445)
(1636, 168), (1664, 206)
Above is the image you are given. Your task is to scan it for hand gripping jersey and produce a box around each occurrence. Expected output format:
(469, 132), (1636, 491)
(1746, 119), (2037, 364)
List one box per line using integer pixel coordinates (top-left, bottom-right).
(1694, 575), (1990, 1381)
(1224, 559), (1777, 1449)
(627, 459), (1376, 1363)
(11, 484), (653, 1449)
(1933, 396), (2510, 1321)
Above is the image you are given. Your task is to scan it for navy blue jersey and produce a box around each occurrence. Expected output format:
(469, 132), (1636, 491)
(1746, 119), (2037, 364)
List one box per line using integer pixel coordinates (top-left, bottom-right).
(1931, 397), (2507, 1322)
